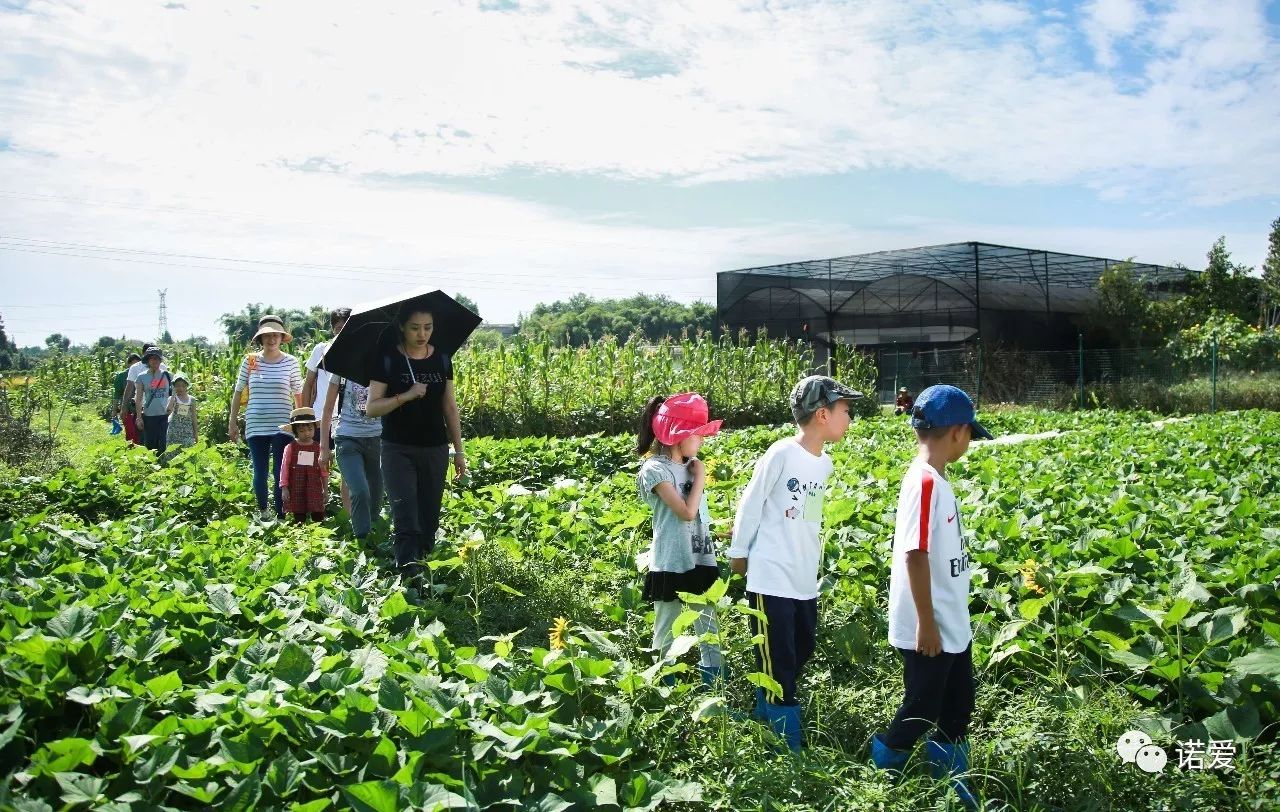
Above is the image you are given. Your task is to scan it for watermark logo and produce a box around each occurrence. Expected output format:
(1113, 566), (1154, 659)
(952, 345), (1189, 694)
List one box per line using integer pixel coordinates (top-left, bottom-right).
(1116, 731), (1236, 773)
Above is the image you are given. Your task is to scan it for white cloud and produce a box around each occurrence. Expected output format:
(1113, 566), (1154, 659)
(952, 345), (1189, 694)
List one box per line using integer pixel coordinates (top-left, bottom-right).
(0, 0), (1276, 202)
(1081, 0), (1144, 68)
(1, 0), (1277, 344)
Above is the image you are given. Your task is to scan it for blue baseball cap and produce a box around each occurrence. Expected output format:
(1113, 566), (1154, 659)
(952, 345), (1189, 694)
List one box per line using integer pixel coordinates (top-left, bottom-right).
(909, 384), (994, 440)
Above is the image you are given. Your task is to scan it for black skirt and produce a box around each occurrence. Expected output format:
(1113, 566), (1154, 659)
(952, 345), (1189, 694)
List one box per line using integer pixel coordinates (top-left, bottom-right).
(643, 565), (721, 603)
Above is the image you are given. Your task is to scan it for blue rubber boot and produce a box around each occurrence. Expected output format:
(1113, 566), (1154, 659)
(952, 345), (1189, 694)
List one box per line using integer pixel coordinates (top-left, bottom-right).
(760, 702), (803, 752)
(924, 739), (980, 810)
(751, 688), (768, 721)
(870, 733), (910, 776)
(659, 673), (678, 688)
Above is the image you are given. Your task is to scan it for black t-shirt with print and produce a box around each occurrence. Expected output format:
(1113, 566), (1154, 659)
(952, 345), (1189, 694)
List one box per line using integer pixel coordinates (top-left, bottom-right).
(372, 348), (453, 447)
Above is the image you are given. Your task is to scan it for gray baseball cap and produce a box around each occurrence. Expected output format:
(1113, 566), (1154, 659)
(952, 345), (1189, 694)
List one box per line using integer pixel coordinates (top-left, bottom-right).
(790, 375), (863, 422)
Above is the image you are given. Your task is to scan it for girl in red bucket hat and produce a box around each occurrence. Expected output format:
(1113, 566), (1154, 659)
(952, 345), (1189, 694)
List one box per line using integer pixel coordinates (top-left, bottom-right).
(635, 392), (726, 688)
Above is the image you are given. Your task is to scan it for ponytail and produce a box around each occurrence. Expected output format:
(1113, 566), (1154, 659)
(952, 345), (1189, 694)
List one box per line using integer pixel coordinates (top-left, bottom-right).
(636, 395), (666, 455)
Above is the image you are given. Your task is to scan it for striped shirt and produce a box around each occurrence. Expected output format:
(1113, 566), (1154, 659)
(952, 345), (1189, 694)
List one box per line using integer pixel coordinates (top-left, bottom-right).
(234, 352), (303, 438)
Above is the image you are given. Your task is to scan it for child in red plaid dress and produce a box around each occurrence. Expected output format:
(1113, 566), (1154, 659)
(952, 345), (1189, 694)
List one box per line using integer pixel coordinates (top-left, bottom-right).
(279, 407), (329, 523)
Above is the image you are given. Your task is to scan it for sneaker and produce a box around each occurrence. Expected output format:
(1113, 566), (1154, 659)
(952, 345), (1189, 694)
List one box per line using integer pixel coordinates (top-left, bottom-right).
(259, 508), (275, 523)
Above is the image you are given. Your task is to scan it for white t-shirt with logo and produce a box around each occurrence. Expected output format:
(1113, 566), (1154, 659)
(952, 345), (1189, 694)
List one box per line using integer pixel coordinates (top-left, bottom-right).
(728, 438), (834, 600)
(888, 459), (973, 653)
(306, 342), (337, 425)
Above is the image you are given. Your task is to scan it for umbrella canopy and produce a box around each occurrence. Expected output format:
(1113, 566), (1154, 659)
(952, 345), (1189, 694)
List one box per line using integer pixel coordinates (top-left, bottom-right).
(319, 288), (482, 386)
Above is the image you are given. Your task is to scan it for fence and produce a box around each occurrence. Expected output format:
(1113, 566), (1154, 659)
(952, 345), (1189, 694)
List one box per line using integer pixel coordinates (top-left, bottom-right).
(870, 336), (1280, 413)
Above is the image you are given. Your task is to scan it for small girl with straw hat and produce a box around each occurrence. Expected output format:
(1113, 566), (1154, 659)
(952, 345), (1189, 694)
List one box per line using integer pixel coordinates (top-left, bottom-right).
(279, 406), (329, 523)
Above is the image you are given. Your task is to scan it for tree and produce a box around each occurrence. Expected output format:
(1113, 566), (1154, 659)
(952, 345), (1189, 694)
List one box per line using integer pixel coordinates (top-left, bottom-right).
(220, 304), (329, 347)
(517, 293), (716, 346)
(455, 293), (480, 317)
(160, 330), (173, 344)
(44, 333), (71, 352)
(1187, 236), (1258, 323)
(1089, 260), (1152, 347)
(1262, 216), (1280, 329)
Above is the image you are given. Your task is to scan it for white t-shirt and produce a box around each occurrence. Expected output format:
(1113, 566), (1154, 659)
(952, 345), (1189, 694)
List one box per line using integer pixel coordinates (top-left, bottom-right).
(727, 438), (834, 600)
(888, 459), (973, 653)
(306, 342), (336, 425)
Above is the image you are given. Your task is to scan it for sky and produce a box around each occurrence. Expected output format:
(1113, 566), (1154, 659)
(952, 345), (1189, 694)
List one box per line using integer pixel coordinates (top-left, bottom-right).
(1, 0), (1278, 347)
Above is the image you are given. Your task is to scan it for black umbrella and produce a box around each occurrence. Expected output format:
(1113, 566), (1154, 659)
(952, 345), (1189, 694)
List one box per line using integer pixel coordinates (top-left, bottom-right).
(319, 288), (482, 386)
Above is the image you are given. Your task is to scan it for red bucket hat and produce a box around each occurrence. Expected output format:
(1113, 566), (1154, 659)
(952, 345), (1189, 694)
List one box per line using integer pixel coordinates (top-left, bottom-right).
(652, 392), (722, 446)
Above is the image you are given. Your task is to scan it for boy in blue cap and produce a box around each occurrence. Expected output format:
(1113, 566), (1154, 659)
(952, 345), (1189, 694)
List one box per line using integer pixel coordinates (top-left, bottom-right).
(871, 384), (992, 809)
(729, 374), (863, 752)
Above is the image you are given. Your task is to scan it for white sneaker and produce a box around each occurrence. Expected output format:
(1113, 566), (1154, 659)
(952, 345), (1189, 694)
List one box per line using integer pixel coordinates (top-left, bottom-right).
(259, 508), (275, 522)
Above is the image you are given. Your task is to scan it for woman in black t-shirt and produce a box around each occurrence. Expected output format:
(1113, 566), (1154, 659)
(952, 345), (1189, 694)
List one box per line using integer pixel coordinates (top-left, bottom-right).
(364, 308), (466, 573)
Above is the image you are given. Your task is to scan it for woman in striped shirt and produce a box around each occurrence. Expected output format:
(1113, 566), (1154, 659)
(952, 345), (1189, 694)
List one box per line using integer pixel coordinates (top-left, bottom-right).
(228, 315), (304, 520)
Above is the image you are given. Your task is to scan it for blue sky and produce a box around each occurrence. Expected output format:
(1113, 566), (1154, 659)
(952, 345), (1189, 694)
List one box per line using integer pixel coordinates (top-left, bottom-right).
(1, 0), (1277, 346)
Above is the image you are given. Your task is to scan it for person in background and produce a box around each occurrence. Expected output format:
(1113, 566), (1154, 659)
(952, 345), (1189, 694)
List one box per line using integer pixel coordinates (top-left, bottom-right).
(303, 308), (352, 514)
(165, 372), (199, 449)
(363, 307), (465, 576)
(113, 352), (140, 440)
(133, 347), (173, 456)
(895, 387), (915, 416)
(279, 407), (329, 523)
(319, 345), (384, 541)
(122, 346), (166, 445)
(228, 315), (303, 521)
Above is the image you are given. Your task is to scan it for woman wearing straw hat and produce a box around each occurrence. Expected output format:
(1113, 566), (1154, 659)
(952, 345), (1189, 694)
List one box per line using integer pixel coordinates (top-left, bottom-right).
(228, 315), (304, 521)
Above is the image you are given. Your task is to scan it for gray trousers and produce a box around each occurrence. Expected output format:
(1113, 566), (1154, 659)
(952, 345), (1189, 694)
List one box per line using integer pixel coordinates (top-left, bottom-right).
(380, 440), (449, 567)
(334, 435), (382, 538)
(653, 600), (722, 668)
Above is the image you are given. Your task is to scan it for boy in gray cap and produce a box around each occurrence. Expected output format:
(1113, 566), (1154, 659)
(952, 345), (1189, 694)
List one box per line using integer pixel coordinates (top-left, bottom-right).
(728, 374), (862, 751)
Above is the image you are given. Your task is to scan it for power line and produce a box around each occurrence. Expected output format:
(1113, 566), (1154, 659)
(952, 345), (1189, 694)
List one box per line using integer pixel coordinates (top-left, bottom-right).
(0, 244), (712, 297)
(0, 235), (708, 283)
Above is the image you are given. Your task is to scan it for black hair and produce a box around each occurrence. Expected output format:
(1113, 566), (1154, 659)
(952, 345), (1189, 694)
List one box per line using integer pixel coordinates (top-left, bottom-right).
(397, 306), (434, 328)
(636, 395), (666, 455)
(330, 307), (352, 325)
(126, 353), (142, 363)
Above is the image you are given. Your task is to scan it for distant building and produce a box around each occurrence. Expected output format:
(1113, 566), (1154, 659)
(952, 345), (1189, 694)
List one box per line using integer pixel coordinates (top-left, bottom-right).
(718, 241), (1187, 352)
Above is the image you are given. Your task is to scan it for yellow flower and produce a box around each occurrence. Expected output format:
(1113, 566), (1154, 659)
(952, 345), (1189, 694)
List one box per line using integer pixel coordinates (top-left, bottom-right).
(1018, 558), (1046, 595)
(549, 616), (570, 650)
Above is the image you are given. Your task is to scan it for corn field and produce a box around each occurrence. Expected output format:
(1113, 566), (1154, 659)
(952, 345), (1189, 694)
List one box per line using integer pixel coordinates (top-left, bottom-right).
(9, 331), (879, 440)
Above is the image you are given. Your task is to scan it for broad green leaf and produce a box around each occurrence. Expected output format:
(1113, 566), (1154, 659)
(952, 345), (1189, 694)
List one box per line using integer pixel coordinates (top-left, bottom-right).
(670, 610), (700, 637)
(379, 592), (410, 620)
(1204, 703), (1261, 743)
(274, 643), (316, 687)
(664, 634), (699, 661)
(38, 738), (98, 772)
(745, 672), (784, 700)
(143, 670), (182, 697)
(1018, 597), (1050, 622)
(206, 586), (241, 617)
(703, 578), (729, 602)
(224, 772), (263, 812)
(1230, 646), (1280, 680)
(265, 750), (304, 798)
(47, 606), (96, 640)
(1199, 607), (1248, 644)
(378, 677), (407, 711)
(53, 772), (107, 806)
(341, 780), (402, 812)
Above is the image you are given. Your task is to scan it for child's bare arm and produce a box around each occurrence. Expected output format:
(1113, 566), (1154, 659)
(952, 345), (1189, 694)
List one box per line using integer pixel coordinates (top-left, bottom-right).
(906, 550), (941, 656)
(652, 477), (703, 522)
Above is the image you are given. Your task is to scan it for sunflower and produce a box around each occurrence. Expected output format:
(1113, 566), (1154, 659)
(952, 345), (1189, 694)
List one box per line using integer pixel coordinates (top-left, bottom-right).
(1019, 558), (1046, 595)
(549, 616), (571, 650)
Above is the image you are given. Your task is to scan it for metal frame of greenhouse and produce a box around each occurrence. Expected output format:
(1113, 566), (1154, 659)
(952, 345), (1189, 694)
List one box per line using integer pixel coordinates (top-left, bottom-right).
(716, 241), (1189, 352)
